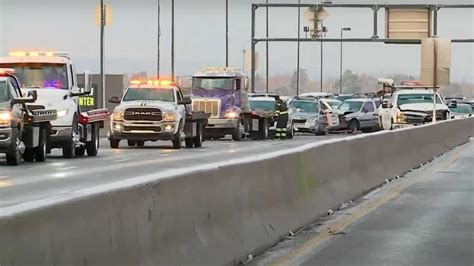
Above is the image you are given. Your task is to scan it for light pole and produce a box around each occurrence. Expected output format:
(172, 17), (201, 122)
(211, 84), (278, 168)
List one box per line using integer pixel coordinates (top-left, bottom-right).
(339, 27), (351, 94)
(157, 0), (161, 78)
(296, 0), (301, 96)
(171, 0), (175, 81)
(100, 0), (105, 108)
(265, 0), (269, 93)
(225, 0), (229, 67)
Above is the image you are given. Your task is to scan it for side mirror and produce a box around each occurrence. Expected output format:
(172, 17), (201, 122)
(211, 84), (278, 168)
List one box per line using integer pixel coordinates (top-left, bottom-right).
(381, 100), (390, 109)
(109, 96), (121, 104)
(179, 96), (192, 105)
(71, 71), (92, 97)
(448, 101), (458, 109)
(27, 90), (38, 102)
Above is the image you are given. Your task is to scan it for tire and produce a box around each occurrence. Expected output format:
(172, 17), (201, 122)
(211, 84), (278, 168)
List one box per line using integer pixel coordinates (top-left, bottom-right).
(232, 121), (243, 141)
(110, 139), (120, 149)
(6, 128), (22, 166)
(86, 124), (99, 156)
(63, 116), (77, 159)
(348, 120), (360, 134)
(258, 118), (269, 140)
(127, 140), (136, 147)
(172, 122), (183, 149)
(287, 125), (294, 139)
(34, 127), (47, 162)
(75, 147), (85, 157)
(136, 140), (145, 147)
(193, 124), (203, 148)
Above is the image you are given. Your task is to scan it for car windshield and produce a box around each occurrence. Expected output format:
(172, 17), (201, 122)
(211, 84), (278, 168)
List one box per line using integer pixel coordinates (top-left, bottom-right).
(123, 87), (175, 102)
(450, 104), (472, 114)
(336, 95), (353, 102)
(0, 81), (11, 102)
(326, 100), (342, 109)
(289, 100), (317, 113)
(338, 101), (363, 113)
(193, 77), (234, 91)
(249, 100), (275, 111)
(397, 94), (442, 105)
(0, 63), (69, 90)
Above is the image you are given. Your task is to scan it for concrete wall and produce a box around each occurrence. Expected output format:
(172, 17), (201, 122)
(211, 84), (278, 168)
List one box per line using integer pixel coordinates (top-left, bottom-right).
(1, 118), (473, 266)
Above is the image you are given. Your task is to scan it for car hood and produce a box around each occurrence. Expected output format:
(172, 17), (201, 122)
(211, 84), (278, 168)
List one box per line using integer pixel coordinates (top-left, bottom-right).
(21, 88), (69, 109)
(399, 103), (448, 112)
(115, 100), (177, 112)
(291, 112), (317, 119)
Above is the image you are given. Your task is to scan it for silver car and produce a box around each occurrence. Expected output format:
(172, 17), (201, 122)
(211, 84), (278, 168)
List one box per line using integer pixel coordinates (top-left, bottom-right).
(335, 98), (380, 133)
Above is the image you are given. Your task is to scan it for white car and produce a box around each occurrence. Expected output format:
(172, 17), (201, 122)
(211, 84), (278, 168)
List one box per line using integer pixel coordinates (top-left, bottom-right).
(379, 89), (451, 130)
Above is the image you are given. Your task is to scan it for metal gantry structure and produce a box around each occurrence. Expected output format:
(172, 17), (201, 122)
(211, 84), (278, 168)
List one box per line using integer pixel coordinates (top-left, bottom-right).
(250, 3), (474, 93)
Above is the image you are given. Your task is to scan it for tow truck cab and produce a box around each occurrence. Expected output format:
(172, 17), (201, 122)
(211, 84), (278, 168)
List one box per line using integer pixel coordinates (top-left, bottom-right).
(109, 79), (207, 149)
(0, 68), (57, 165)
(191, 67), (251, 141)
(0, 51), (107, 158)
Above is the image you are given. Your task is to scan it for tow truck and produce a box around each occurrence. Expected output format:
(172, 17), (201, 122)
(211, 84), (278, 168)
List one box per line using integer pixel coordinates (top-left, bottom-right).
(108, 79), (208, 149)
(0, 69), (57, 165)
(0, 51), (109, 158)
(192, 67), (269, 140)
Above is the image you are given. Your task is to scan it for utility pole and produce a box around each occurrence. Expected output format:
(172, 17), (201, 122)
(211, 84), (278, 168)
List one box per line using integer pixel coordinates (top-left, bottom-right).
(339, 27), (351, 94)
(226, 0), (229, 67)
(171, 0), (175, 81)
(265, 0), (269, 93)
(320, 23), (323, 93)
(296, 0), (301, 96)
(100, 0), (105, 108)
(157, 0), (161, 78)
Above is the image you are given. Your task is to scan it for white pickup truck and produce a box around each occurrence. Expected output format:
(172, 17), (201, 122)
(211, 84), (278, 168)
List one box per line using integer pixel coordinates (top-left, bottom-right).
(108, 80), (208, 149)
(379, 89), (451, 130)
(0, 51), (109, 158)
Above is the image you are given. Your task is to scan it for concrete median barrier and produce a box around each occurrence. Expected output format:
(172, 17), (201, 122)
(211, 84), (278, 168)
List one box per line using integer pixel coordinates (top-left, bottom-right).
(1, 118), (473, 265)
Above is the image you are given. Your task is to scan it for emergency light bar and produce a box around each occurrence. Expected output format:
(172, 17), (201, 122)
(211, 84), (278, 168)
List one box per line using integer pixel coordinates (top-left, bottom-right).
(130, 79), (175, 87)
(0, 68), (16, 76)
(8, 51), (70, 58)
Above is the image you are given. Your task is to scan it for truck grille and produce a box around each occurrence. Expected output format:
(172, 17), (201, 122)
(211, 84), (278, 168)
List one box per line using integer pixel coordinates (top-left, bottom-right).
(124, 108), (162, 121)
(123, 126), (161, 132)
(293, 119), (307, 124)
(192, 99), (220, 118)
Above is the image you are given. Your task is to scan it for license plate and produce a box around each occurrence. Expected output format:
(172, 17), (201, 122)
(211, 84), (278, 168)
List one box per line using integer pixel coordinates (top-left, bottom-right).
(327, 114), (340, 127)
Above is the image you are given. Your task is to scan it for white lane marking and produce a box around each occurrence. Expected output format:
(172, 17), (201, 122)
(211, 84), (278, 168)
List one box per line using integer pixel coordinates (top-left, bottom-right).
(115, 159), (130, 162)
(0, 176), (10, 180)
(58, 167), (78, 171)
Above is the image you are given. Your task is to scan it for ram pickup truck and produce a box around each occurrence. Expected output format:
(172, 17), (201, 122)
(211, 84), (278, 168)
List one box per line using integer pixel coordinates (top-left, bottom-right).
(0, 68), (57, 165)
(109, 79), (208, 149)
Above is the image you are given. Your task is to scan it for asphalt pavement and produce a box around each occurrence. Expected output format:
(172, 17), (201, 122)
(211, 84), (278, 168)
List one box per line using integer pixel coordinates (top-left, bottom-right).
(0, 134), (341, 209)
(255, 139), (474, 266)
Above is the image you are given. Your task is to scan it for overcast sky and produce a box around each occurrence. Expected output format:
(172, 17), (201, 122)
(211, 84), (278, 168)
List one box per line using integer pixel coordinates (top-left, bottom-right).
(0, 0), (473, 83)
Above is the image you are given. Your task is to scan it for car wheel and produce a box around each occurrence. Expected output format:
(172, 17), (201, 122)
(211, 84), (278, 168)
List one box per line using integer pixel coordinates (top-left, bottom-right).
(193, 124), (203, 148)
(34, 127), (47, 162)
(86, 124), (99, 156)
(6, 128), (23, 166)
(348, 120), (360, 134)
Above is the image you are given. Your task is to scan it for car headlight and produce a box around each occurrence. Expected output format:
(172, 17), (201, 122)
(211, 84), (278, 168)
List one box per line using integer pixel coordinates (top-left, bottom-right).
(0, 111), (11, 124)
(163, 112), (177, 122)
(113, 111), (124, 121)
(57, 109), (69, 118)
(224, 111), (239, 119)
(396, 111), (406, 123)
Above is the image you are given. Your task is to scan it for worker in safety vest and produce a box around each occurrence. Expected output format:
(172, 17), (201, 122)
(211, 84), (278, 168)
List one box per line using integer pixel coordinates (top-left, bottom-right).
(274, 96), (289, 139)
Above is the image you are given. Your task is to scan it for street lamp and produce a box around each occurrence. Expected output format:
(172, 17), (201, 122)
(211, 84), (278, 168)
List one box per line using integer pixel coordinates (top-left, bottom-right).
(339, 27), (351, 94)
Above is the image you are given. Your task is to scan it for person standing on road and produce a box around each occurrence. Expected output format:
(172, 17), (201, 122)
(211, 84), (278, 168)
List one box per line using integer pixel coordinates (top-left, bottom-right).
(275, 96), (289, 139)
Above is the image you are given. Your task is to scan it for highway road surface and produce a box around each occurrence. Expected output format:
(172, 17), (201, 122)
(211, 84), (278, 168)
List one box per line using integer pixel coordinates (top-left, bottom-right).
(252, 139), (474, 266)
(0, 134), (341, 209)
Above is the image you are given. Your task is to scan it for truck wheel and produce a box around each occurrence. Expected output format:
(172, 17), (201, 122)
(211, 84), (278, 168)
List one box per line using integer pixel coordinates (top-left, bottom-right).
(110, 139), (120, 149)
(127, 140), (136, 147)
(86, 124), (99, 156)
(193, 124), (203, 148)
(172, 123), (183, 149)
(232, 121), (244, 141)
(34, 128), (47, 162)
(6, 129), (22, 166)
(287, 125), (294, 139)
(185, 138), (194, 148)
(258, 118), (269, 140)
(63, 116), (78, 159)
(136, 141), (145, 147)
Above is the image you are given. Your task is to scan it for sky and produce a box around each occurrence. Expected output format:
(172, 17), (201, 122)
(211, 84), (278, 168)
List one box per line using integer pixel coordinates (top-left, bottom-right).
(0, 0), (473, 83)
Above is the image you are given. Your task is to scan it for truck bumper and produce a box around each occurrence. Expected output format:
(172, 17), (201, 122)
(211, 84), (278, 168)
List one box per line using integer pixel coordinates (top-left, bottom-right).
(204, 118), (239, 136)
(50, 126), (72, 143)
(0, 127), (12, 153)
(109, 121), (178, 141)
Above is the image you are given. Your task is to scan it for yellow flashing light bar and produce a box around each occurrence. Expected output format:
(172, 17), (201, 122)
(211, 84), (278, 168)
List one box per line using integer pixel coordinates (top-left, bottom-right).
(130, 79), (175, 87)
(8, 51), (67, 57)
